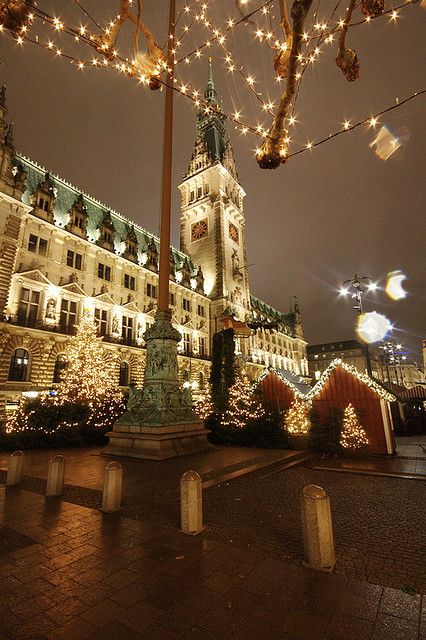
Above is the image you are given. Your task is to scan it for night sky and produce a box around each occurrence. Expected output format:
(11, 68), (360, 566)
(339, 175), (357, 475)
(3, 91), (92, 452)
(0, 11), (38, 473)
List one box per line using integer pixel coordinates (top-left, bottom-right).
(1, 1), (425, 359)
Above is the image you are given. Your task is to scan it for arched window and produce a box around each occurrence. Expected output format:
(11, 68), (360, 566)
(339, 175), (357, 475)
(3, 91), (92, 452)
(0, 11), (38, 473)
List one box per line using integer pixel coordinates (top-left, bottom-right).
(119, 361), (130, 386)
(8, 349), (30, 382)
(53, 354), (67, 383)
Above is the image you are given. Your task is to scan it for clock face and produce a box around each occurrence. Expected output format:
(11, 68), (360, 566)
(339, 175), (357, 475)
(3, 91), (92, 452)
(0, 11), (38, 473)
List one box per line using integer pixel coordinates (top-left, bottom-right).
(229, 222), (239, 244)
(191, 219), (208, 241)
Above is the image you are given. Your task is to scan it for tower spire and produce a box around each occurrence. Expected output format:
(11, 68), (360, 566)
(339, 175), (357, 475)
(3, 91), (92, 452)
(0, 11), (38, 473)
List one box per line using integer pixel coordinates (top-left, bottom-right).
(205, 57), (217, 104)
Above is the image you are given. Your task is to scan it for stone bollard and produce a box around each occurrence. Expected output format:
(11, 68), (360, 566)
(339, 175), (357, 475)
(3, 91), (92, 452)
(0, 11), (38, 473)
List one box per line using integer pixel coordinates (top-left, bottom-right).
(46, 455), (66, 497)
(301, 484), (336, 572)
(101, 462), (122, 513)
(6, 451), (24, 486)
(180, 470), (203, 535)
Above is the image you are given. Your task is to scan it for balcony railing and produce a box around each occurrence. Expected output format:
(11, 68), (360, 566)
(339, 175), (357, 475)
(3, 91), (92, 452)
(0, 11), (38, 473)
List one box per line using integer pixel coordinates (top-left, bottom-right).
(4, 316), (211, 359)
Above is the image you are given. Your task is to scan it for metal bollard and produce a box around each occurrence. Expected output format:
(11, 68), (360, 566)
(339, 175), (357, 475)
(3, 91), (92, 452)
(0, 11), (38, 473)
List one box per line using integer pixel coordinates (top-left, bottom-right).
(180, 470), (203, 535)
(101, 462), (122, 513)
(6, 451), (24, 486)
(301, 484), (336, 572)
(46, 455), (66, 497)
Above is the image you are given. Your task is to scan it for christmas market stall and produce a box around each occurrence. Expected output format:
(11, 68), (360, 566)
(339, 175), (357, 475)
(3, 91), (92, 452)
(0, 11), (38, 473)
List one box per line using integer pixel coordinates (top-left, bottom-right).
(256, 368), (312, 412)
(306, 359), (396, 455)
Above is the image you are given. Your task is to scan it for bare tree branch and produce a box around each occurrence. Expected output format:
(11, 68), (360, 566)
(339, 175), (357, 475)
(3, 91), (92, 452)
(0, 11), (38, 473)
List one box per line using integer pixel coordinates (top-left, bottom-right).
(274, 0), (294, 78)
(257, 0), (314, 169)
(335, 0), (360, 81)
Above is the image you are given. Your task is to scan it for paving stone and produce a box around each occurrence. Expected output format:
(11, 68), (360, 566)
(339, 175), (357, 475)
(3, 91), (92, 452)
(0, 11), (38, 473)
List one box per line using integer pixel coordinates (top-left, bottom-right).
(372, 613), (419, 640)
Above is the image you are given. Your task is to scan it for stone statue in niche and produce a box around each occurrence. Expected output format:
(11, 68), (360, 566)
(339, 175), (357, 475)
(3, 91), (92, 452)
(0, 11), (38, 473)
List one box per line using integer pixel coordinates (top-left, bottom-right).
(112, 315), (119, 335)
(232, 249), (243, 281)
(195, 265), (205, 294)
(180, 258), (192, 288)
(45, 298), (56, 320)
(136, 323), (144, 341)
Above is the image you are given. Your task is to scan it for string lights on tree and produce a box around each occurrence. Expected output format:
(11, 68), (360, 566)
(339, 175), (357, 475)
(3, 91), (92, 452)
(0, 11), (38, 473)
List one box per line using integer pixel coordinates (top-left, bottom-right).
(6, 314), (125, 436)
(221, 373), (264, 429)
(340, 402), (369, 449)
(284, 397), (310, 434)
(0, 0), (423, 168)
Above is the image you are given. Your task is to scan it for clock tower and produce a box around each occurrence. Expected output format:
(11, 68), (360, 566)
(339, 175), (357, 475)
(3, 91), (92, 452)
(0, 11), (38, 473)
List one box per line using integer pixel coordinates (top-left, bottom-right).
(179, 59), (250, 334)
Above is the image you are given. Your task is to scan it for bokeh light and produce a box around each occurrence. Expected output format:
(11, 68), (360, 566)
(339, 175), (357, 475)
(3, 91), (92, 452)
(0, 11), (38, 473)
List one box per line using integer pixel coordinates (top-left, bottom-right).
(356, 311), (393, 344)
(369, 125), (401, 161)
(385, 270), (408, 300)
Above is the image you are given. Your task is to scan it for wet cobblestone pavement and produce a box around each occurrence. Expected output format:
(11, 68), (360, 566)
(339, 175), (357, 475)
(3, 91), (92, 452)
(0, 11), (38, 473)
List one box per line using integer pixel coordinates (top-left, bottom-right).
(0, 445), (425, 639)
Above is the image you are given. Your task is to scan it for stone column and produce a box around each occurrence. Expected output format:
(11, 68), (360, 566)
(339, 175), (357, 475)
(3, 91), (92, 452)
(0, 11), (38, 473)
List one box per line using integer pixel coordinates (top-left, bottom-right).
(301, 484), (336, 572)
(180, 470), (203, 534)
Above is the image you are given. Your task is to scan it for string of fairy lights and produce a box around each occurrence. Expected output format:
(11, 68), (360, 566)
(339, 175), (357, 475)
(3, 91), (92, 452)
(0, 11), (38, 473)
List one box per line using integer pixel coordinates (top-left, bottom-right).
(1, 0), (424, 165)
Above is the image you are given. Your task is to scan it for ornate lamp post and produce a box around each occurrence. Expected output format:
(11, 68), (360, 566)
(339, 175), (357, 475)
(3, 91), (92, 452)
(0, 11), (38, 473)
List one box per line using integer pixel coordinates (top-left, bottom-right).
(339, 273), (377, 377)
(103, 0), (210, 459)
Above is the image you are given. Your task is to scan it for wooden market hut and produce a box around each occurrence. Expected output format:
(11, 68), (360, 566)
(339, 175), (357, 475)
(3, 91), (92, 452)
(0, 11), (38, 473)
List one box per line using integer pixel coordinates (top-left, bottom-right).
(257, 368), (312, 412)
(307, 359), (396, 455)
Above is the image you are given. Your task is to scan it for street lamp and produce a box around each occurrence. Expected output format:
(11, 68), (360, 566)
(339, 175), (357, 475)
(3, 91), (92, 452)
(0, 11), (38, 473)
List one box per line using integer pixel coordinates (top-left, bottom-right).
(339, 273), (376, 377)
(104, 0), (209, 459)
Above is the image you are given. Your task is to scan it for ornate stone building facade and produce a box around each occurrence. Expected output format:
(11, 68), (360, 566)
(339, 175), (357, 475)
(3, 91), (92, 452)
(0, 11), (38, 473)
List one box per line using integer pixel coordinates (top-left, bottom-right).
(0, 65), (308, 422)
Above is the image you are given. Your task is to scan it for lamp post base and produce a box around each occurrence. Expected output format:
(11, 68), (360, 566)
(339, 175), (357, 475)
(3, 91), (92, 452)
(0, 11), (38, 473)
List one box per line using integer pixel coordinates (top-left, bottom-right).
(102, 421), (212, 460)
(103, 310), (212, 460)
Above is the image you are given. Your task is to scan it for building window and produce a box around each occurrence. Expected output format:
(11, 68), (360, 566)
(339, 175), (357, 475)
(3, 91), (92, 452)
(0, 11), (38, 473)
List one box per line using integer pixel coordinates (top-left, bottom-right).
(28, 234), (48, 256)
(98, 263), (111, 281)
(198, 336), (206, 356)
(124, 274), (136, 291)
(122, 315), (134, 344)
(66, 250), (82, 270)
(204, 183), (209, 195)
(170, 292), (175, 306)
(183, 332), (191, 354)
(38, 196), (49, 212)
(189, 190), (195, 202)
(95, 308), (108, 336)
(17, 287), (40, 328)
(53, 354), (67, 383)
(197, 304), (205, 317)
(8, 348), (30, 382)
(147, 283), (157, 298)
(59, 299), (77, 334)
(197, 186), (202, 199)
(119, 361), (130, 386)
(182, 298), (191, 312)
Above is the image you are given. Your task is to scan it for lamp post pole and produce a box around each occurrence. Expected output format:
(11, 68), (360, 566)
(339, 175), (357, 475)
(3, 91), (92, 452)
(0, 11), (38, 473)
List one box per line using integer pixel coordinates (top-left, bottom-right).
(158, 0), (175, 314)
(104, 0), (210, 459)
(340, 273), (374, 378)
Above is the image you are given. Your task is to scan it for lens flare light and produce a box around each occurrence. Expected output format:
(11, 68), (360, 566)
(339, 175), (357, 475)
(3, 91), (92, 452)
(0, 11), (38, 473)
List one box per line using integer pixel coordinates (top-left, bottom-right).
(385, 270), (408, 300)
(356, 311), (393, 344)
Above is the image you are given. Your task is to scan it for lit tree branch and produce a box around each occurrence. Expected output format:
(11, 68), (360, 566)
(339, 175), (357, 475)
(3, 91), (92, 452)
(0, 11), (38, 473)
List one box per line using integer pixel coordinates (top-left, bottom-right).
(336, 0), (360, 81)
(274, 0), (293, 78)
(257, 0), (314, 169)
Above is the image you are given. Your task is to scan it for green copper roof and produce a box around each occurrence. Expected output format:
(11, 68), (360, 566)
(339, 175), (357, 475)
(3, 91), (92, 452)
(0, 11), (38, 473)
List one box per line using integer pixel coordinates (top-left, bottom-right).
(250, 294), (295, 334)
(196, 59), (227, 162)
(14, 154), (194, 273)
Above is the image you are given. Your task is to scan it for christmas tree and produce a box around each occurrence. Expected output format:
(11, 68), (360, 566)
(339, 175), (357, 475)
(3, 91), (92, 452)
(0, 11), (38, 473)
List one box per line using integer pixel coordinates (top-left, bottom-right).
(6, 314), (124, 438)
(58, 314), (117, 404)
(194, 385), (215, 420)
(340, 403), (369, 450)
(285, 398), (310, 435)
(221, 374), (264, 429)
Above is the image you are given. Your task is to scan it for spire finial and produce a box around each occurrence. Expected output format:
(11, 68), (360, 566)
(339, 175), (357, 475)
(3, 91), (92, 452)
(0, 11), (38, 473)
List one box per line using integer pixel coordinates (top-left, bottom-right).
(205, 57), (217, 104)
